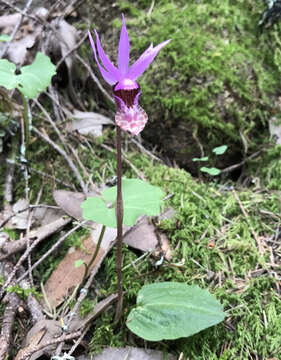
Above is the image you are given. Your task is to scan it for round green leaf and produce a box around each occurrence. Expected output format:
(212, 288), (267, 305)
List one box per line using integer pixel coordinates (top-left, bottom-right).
(126, 282), (225, 341)
(74, 259), (84, 268)
(102, 179), (164, 226)
(81, 197), (116, 227)
(16, 52), (56, 98)
(81, 179), (164, 228)
(0, 35), (12, 42)
(212, 145), (228, 155)
(0, 59), (17, 90)
(200, 167), (221, 176)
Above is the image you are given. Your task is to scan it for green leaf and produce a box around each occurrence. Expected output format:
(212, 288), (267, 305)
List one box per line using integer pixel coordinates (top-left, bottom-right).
(0, 53), (56, 98)
(212, 145), (228, 155)
(200, 167), (221, 176)
(0, 35), (12, 42)
(74, 259), (84, 268)
(81, 197), (116, 227)
(0, 59), (17, 89)
(17, 52), (56, 98)
(81, 178), (164, 228)
(192, 156), (209, 162)
(126, 282), (225, 341)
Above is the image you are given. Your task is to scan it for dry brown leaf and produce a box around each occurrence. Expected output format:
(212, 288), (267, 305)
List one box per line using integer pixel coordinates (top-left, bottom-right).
(43, 230), (104, 308)
(84, 347), (176, 360)
(123, 216), (172, 261)
(53, 190), (86, 220)
(48, 18), (77, 70)
(69, 110), (113, 137)
(18, 320), (59, 360)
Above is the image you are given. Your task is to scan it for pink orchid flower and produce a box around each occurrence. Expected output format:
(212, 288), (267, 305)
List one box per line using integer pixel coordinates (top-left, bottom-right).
(88, 15), (170, 135)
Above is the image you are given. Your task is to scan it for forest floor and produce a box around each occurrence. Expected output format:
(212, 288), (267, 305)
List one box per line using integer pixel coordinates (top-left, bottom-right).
(0, 1), (281, 360)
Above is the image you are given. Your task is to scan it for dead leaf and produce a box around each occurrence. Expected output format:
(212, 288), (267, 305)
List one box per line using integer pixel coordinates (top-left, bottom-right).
(18, 320), (60, 360)
(9, 198), (30, 229)
(32, 206), (66, 227)
(43, 227), (105, 308)
(69, 110), (113, 137)
(83, 347), (176, 360)
(123, 216), (172, 261)
(0, 13), (21, 28)
(48, 18), (77, 70)
(53, 190), (86, 220)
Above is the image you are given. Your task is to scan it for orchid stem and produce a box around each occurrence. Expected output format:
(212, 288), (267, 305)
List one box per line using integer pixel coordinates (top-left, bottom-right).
(115, 125), (123, 322)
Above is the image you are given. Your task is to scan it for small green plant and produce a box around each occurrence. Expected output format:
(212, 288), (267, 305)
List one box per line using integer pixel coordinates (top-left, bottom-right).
(7, 284), (40, 300)
(193, 145), (228, 176)
(0, 52), (56, 153)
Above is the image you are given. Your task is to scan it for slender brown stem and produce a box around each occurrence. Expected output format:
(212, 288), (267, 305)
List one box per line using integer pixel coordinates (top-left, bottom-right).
(115, 125), (123, 322)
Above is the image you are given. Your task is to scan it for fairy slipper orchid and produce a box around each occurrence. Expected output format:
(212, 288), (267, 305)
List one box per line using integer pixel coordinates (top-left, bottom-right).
(88, 15), (170, 135)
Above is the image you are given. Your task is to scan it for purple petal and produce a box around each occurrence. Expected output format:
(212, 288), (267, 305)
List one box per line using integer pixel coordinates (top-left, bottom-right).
(88, 30), (118, 85)
(94, 30), (121, 78)
(128, 39), (171, 80)
(118, 14), (130, 75)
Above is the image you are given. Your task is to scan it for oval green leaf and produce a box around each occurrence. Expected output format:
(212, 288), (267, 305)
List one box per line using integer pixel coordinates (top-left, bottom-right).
(200, 167), (221, 176)
(81, 179), (164, 228)
(212, 145), (228, 155)
(126, 282), (225, 341)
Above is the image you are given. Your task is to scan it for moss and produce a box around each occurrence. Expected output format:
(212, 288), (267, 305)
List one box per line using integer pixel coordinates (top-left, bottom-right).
(249, 144), (281, 191)
(1, 107), (280, 358)
(113, 0), (281, 170)
(87, 146), (281, 358)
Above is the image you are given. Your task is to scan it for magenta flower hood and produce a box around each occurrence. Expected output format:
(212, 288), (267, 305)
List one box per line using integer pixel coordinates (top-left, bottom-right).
(88, 15), (170, 135)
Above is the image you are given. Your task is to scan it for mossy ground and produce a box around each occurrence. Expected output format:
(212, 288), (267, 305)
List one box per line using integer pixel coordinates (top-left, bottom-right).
(110, 0), (281, 172)
(2, 116), (280, 358)
(1, 1), (281, 358)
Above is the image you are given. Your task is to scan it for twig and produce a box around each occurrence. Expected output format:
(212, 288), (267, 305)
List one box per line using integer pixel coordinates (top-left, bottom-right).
(4, 132), (18, 204)
(0, 262), (21, 360)
(0, 0), (40, 22)
(67, 324), (90, 356)
(101, 142), (145, 180)
(32, 126), (88, 194)
(56, 31), (89, 70)
(0, 204), (60, 230)
(130, 137), (163, 163)
(6, 159), (75, 190)
(0, 0), (34, 59)
(15, 331), (81, 360)
(75, 54), (114, 103)
(18, 271), (44, 324)
(220, 149), (263, 174)
(0, 216), (71, 261)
